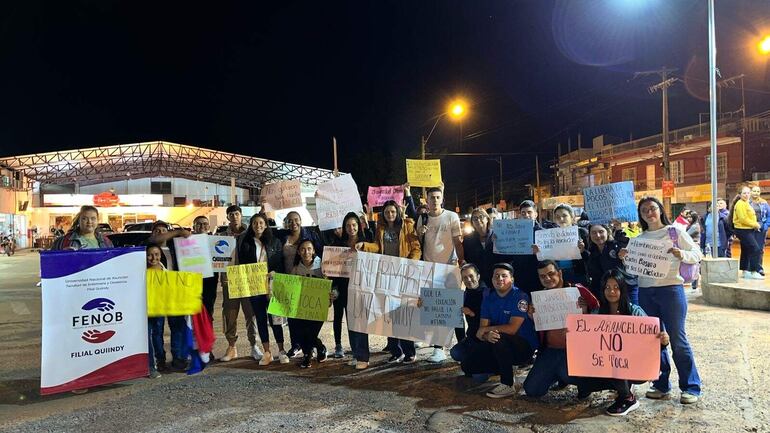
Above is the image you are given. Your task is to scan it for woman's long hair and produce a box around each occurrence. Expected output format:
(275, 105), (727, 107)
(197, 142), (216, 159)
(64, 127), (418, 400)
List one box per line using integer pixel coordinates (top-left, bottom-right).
(341, 211), (364, 243)
(727, 194), (742, 229)
(598, 269), (632, 315)
(69, 205), (99, 234)
(587, 223), (614, 253)
(379, 200), (403, 229)
(245, 213), (274, 245)
(637, 196), (671, 231)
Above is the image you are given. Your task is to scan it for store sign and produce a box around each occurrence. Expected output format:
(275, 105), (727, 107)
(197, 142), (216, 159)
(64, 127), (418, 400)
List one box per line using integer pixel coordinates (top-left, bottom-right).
(662, 181), (675, 198)
(43, 194), (163, 207)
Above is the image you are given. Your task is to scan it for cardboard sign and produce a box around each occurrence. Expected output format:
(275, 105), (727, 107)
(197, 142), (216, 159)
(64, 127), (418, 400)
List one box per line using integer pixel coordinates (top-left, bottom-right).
(624, 237), (673, 279)
(566, 314), (661, 380)
(534, 226), (582, 261)
(146, 269), (203, 316)
(174, 234), (214, 278)
(367, 185), (405, 208)
(209, 235), (235, 273)
(419, 287), (464, 328)
(406, 159), (442, 187)
(321, 246), (355, 278)
(260, 179), (303, 211)
(40, 247), (148, 395)
(582, 181), (637, 224)
(267, 273), (331, 322)
(346, 251), (462, 346)
(226, 262), (268, 298)
(530, 287), (582, 331)
(492, 219), (534, 255)
(315, 174), (364, 231)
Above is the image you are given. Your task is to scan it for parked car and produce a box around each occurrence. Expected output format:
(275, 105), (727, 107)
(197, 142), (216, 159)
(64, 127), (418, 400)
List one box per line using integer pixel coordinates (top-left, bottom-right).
(124, 222), (155, 232)
(96, 223), (114, 235)
(106, 231), (151, 247)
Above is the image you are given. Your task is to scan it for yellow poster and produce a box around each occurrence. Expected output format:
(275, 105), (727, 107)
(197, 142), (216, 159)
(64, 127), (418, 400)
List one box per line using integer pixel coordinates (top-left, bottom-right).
(146, 269), (203, 317)
(226, 262), (268, 298)
(406, 159), (442, 187)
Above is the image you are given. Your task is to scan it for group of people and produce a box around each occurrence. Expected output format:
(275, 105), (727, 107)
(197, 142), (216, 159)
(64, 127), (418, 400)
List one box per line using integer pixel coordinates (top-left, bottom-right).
(51, 179), (726, 416)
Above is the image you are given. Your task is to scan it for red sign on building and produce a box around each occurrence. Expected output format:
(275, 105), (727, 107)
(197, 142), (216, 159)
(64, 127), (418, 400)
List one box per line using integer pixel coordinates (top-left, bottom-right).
(662, 180), (675, 198)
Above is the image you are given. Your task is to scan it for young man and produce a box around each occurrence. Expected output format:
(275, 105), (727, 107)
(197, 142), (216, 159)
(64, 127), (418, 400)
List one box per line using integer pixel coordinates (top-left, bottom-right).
(461, 263), (538, 398)
(416, 186), (465, 362)
(485, 200), (543, 293)
(750, 186), (770, 274)
(449, 263), (489, 363)
(218, 205), (260, 362)
(522, 260), (598, 398)
(192, 216), (218, 322)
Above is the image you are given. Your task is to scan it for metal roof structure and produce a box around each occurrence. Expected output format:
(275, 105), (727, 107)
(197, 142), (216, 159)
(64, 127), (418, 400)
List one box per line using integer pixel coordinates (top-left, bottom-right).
(0, 141), (337, 189)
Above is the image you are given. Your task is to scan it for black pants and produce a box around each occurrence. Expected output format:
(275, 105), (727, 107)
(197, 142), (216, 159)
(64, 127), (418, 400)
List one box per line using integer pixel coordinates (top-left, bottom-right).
(387, 337), (415, 358)
(288, 318), (325, 356)
(576, 377), (646, 399)
(202, 276), (218, 321)
(735, 228), (762, 272)
(461, 334), (534, 386)
(333, 287), (348, 346)
(248, 295), (284, 345)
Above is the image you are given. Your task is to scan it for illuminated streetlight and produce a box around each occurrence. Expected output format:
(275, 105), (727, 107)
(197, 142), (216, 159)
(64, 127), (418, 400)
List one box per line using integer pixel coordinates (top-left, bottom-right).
(759, 35), (770, 54)
(448, 100), (467, 121)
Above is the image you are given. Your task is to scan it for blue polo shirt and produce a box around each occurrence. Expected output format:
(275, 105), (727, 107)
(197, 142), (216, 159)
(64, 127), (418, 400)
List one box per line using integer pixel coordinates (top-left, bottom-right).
(480, 286), (538, 350)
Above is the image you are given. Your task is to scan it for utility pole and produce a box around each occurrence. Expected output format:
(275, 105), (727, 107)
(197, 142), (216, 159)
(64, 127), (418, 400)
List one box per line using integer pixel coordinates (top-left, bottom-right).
(535, 154), (541, 213)
(332, 137), (339, 177)
(498, 156), (503, 204)
(636, 67), (678, 217)
(420, 135), (426, 201)
(718, 74), (747, 176)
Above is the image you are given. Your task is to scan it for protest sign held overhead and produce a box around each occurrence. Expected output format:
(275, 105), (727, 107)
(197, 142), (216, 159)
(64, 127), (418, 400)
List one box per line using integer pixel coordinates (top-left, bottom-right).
(226, 262), (268, 298)
(40, 247), (148, 395)
(315, 174), (364, 231)
(624, 237), (673, 279)
(321, 246), (356, 278)
(419, 288), (464, 328)
(582, 181), (637, 224)
(566, 314), (661, 381)
(146, 269), (203, 316)
(174, 234), (214, 278)
(530, 287), (582, 331)
(492, 218), (534, 255)
(367, 185), (404, 208)
(260, 179), (303, 211)
(534, 226), (582, 261)
(209, 235), (235, 273)
(406, 159), (442, 187)
(267, 273), (331, 322)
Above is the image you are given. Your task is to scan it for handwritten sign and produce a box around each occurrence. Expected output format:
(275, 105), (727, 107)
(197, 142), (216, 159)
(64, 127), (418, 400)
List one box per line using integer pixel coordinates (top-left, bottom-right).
(209, 235), (235, 273)
(492, 219), (534, 255)
(174, 234), (214, 278)
(530, 287), (582, 331)
(225, 262), (268, 298)
(566, 314), (661, 380)
(406, 159), (442, 187)
(367, 185), (405, 208)
(624, 237), (673, 279)
(347, 251), (462, 346)
(582, 181), (637, 224)
(268, 273), (331, 322)
(419, 288), (464, 328)
(146, 269), (203, 316)
(534, 226), (582, 261)
(260, 179), (303, 211)
(321, 246), (355, 278)
(315, 174), (364, 231)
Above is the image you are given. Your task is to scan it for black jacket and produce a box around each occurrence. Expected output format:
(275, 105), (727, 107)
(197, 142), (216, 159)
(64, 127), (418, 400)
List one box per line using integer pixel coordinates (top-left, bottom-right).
(463, 231), (490, 278)
(464, 281), (488, 338)
(483, 221), (544, 294)
(586, 239), (637, 299)
(236, 231), (284, 273)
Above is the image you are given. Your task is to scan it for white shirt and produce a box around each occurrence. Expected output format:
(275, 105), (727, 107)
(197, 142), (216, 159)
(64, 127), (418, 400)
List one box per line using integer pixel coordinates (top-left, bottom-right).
(635, 225), (703, 288)
(416, 209), (462, 264)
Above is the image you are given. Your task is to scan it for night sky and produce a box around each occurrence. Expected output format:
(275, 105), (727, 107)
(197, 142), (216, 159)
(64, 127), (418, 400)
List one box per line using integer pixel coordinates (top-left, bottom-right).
(2, 0), (770, 207)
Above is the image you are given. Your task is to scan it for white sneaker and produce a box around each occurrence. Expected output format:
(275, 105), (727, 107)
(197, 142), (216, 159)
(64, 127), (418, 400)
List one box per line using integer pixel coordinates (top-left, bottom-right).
(278, 351), (290, 364)
(259, 351), (272, 366)
(355, 361), (369, 370)
(751, 272), (765, 280)
(743, 271), (753, 279)
(251, 345), (264, 361)
(486, 383), (517, 398)
(427, 348), (446, 363)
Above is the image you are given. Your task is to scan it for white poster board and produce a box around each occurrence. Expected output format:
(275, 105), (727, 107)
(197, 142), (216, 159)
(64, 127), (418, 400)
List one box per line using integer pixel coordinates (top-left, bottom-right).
(624, 237), (673, 279)
(535, 226), (582, 261)
(315, 174), (363, 231)
(531, 287), (582, 331)
(209, 235), (236, 273)
(321, 246), (355, 278)
(174, 234), (214, 278)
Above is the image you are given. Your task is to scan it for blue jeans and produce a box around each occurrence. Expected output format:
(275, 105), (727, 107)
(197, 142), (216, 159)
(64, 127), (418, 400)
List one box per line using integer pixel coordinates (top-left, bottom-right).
(628, 284), (639, 306)
(167, 316), (189, 362)
(148, 317), (165, 370)
(523, 348), (576, 397)
(638, 285), (701, 395)
(450, 337), (480, 362)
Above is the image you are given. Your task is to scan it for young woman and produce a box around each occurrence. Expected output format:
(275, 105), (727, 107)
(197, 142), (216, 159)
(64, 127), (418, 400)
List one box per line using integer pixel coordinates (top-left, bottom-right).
(290, 239), (334, 368)
(577, 269), (669, 416)
(534, 204), (589, 285)
(236, 213), (290, 365)
(619, 196), (702, 404)
(729, 187), (764, 279)
(586, 223), (638, 304)
(357, 200), (421, 363)
(51, 205), (114, 250)
(463, 208), (492, 280)
(146, 244), (165, 379)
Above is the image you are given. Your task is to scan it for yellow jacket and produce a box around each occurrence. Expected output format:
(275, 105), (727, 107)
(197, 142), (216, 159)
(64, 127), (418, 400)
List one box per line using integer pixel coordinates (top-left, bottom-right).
(362, 218), (422, 260)
(733, 199), (760, 230)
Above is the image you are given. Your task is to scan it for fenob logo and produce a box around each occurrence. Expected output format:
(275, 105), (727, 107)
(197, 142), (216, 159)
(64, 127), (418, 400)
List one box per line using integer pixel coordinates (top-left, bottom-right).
(75, 298), (121, 344)
(214, 239), (230, 255)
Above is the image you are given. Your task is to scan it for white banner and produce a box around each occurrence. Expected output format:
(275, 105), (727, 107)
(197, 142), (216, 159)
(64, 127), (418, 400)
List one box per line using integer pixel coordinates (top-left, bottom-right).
(346, 251), (462, 346)
(40, 247), (148, 395)
(174, 234), (214, 278)
(315, 174), (363, 231)
(535, 226), (582, 261)
(531, 287), (582, 331)
(209, 235), (235, 273)
(260, 179), (303, 211)
(624, 237), (673, 280)
(321, 246), (355, 278)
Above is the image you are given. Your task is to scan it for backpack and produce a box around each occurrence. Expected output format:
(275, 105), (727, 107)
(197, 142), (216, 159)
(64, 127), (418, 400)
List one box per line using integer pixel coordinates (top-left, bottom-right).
(667, 227), (700, 284)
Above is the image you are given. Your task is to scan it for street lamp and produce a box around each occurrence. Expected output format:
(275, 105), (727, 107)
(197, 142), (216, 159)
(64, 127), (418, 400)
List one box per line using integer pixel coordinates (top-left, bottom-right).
(758, 35), (770, 54)
(419, 98), (470, 198)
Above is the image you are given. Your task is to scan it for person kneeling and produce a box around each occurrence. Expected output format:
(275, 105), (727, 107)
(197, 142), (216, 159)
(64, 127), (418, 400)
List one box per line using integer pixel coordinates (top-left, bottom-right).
(460, 263), (539, 398)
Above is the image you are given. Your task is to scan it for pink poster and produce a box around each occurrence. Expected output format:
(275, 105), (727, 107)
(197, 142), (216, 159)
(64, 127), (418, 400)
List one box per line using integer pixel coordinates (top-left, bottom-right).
(367, 186), (404, 208)
(566, 314), (661, 381)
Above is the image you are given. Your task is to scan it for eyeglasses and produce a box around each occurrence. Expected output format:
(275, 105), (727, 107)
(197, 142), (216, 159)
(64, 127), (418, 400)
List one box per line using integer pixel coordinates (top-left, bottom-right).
(640, 206), (660, 214)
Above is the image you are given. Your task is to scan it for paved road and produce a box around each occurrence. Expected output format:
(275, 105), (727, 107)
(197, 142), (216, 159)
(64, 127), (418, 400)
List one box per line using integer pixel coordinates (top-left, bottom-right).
(0, 250), (768, 432)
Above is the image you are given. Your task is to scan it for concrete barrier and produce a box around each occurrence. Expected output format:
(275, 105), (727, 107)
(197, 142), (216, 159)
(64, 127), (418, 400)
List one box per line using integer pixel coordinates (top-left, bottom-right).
(701, 257), (770, 311)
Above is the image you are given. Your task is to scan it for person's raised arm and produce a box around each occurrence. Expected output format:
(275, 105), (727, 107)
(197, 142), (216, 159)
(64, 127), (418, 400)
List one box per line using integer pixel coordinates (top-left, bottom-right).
(148, 228), (190, 245)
